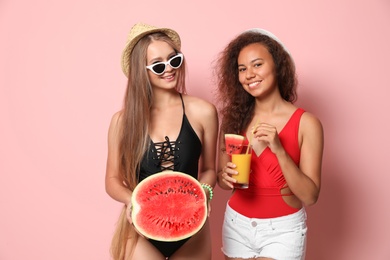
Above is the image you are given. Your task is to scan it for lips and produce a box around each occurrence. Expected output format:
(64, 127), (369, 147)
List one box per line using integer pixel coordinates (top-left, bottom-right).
(162, 73), (175, 79)
(248, 81), (261, 88)
(162, 72), (176, 82)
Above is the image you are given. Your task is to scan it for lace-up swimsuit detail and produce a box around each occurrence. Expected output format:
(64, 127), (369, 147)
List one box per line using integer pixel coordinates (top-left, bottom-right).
(153, 136), (177, 171)
(137, 94), (202, 258)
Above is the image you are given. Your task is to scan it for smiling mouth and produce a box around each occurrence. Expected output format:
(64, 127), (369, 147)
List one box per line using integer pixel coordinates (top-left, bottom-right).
(162, 72), (175, 79)
(248, 81), (261, 87)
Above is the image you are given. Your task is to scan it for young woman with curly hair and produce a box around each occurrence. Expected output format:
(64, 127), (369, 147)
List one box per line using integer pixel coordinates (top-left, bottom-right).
(214, 28), (324, 260)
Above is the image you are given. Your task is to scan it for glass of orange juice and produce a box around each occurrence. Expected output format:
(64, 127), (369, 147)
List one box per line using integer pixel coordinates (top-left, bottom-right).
(231, 144), (252, 189)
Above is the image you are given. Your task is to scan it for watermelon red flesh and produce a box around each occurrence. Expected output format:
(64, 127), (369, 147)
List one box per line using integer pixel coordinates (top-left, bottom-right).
(131, 171), (207, 241)
(224, 134), (245, 155)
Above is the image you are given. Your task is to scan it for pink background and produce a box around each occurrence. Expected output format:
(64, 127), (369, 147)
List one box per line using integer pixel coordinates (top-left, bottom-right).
(1, 0), (389, 259)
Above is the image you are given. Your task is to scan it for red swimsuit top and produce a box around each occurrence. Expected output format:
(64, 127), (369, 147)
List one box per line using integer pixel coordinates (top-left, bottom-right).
(228, 108), (305, 218)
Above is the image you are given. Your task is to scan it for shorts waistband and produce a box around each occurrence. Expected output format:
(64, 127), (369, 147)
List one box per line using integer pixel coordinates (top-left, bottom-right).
(226, 203), (307, 227)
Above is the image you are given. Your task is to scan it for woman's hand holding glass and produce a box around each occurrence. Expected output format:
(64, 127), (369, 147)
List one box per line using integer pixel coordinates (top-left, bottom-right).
(220, 162), (239, 189)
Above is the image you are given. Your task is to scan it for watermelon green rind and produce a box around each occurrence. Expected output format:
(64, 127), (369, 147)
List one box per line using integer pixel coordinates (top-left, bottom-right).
(131, 171), (207, 241)
(224, 134), (245, 155)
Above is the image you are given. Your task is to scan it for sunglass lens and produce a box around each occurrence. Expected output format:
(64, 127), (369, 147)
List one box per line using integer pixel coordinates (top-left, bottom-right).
(170, 56), (182, 68)
(152, 64), (166, 74)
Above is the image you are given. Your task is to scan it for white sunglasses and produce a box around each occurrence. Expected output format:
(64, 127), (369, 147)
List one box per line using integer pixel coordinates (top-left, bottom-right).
(146, 53), (184, 75)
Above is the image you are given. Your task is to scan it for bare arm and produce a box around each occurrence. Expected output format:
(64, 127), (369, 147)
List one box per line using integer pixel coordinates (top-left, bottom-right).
(253, 112), (324, 206)
(277, 112), (324, 205)
(186, 96), (219, 201)
(105, 111), (132, 207)
(197, 101), (218, 190)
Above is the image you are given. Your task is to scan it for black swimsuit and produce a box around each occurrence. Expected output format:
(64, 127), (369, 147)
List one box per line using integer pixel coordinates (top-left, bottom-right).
(138, 94), (202, 257)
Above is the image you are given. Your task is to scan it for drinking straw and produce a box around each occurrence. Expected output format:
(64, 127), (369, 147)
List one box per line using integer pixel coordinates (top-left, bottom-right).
(247, 118), (261, 154)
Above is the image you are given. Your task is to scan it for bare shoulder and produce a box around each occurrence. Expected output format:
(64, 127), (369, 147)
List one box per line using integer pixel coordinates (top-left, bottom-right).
(181, 95), (218, 134)
(108, 110), (124, 136)
(182, 94), (217, 117)
(300, 110), (324, 136)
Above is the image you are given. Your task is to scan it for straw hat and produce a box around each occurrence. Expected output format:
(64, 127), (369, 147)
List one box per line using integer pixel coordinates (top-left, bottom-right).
(121, 22), (181, 76)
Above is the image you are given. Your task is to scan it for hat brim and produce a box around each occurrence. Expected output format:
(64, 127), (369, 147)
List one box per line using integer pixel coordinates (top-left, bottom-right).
(121, 27), (181, 77)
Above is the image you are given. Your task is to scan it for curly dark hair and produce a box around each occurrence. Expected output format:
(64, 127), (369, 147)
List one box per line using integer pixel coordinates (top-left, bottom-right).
(214, 30), (297, 135)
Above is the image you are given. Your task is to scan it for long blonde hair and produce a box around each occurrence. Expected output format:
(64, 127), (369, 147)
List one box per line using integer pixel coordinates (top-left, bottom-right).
(110, 32), (186, 260)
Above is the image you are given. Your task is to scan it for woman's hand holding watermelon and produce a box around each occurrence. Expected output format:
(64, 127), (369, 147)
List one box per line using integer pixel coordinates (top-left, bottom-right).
(207, 199), (212, 217)
(201, 183), (214, 217)
(126, 201), (133, 224)
(126, 199), (147, 238)
(203, 192), (212, 217)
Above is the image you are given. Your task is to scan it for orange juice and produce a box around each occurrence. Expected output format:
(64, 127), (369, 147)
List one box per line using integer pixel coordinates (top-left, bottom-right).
(231, 145), (252, 189)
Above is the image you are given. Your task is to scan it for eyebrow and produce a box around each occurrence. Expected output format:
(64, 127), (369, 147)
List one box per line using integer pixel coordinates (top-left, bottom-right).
(149, 51), (177, 63)
(238, 58), (264, 67)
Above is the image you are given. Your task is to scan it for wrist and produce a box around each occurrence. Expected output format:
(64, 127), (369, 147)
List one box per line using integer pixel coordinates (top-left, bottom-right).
(201, 183), (214, 201)
(274, 147), (288, 159)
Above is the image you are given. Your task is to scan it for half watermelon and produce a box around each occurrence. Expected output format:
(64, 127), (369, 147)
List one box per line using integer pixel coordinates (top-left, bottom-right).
(224, 134), (245, 156)
(131, 171), (207, 241)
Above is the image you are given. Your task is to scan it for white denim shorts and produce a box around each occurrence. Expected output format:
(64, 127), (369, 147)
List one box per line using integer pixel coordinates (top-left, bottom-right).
(222, 203), (307, 260)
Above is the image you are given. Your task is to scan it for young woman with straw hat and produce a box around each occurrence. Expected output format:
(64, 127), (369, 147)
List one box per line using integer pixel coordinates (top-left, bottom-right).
(105, 23), (218, 260)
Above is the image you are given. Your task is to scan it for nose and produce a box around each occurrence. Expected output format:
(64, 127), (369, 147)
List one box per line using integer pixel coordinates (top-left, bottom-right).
(164, 63), (174, 73)
(245, 67), (255, 79)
